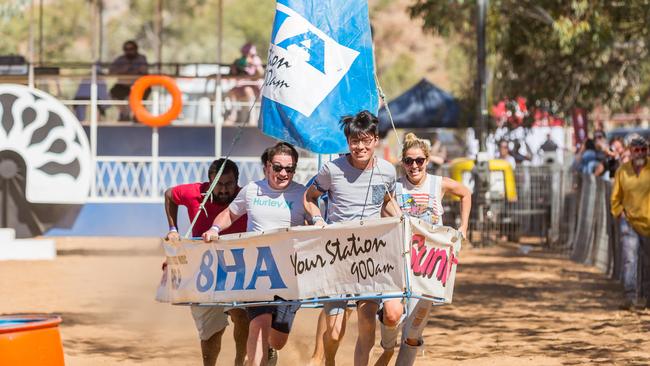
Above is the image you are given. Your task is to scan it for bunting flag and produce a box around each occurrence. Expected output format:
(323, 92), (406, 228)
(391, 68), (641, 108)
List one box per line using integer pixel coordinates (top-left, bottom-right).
(259, 0), (378, 154)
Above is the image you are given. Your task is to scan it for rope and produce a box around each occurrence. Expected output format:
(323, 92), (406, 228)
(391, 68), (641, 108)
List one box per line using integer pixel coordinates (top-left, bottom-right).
(374, 73), (401, 147)
(184, 89), (262, 239)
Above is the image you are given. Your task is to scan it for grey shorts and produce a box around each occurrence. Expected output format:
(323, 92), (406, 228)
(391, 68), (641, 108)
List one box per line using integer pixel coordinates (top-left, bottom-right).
(190, 305), (229, 340)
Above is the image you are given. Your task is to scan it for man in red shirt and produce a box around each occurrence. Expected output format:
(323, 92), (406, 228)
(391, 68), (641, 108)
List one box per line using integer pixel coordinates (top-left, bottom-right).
(164, 158), (249, 366)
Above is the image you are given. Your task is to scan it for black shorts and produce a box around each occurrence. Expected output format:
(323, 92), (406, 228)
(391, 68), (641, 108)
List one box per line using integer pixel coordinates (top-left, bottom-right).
(247, 303), (300, 334)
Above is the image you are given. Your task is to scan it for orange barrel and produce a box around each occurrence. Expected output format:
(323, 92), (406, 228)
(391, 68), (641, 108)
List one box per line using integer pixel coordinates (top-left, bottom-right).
(0, 315), (65, 366)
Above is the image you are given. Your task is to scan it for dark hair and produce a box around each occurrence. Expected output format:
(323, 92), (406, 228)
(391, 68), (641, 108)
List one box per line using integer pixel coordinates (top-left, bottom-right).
(123, 40), (138, 50)
(261, 142), (299, 165)
(208, 158), (239, 180)
(339, 110), (379, 139)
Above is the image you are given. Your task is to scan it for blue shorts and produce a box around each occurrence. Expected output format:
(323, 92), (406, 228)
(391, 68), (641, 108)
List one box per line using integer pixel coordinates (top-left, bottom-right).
(246, 304), (300, 334)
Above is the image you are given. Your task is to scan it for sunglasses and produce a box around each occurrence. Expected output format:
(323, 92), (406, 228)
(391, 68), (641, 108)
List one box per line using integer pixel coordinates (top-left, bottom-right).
(630, 146), (648, 154)
(402, 157), (427, 166)
(271, 163), (296, 173)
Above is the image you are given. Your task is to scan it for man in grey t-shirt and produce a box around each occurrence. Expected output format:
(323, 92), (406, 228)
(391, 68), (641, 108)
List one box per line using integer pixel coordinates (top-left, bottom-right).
(313, 156), (396, 224)
(304, 110), (402, 366)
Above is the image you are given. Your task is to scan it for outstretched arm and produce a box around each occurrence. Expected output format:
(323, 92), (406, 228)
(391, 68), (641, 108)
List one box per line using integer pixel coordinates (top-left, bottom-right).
(442, 177), (472, 238)
(202, 208), (243, 242)
(164, 188), (180, 241)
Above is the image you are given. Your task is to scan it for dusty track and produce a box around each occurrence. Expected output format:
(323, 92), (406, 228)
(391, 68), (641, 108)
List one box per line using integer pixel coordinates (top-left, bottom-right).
(0, 238), (648, 365)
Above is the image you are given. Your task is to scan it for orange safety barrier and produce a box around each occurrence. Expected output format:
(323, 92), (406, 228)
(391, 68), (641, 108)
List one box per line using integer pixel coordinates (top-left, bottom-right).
(0, 315), (65, 366)
(129, 75), (182, 127)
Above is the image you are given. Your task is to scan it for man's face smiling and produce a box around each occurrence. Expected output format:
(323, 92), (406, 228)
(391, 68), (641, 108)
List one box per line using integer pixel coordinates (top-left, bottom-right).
(347, 133), (377, 166)
(265, 154), (295, 190)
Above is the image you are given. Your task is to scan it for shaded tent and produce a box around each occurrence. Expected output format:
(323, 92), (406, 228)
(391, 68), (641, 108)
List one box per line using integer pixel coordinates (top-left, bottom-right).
(378, 79), (460, 136)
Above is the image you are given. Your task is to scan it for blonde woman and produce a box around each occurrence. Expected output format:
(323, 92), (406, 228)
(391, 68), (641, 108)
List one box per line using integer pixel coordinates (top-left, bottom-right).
(377, 133), (471, 366)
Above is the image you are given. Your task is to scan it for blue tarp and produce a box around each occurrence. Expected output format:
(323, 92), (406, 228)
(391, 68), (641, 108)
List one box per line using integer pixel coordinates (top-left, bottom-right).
(378, 79), (459, 135)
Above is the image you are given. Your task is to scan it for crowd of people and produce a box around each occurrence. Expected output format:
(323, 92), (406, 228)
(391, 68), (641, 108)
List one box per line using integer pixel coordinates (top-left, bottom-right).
(164, 110), (471, 366)
(573, 130), (628, 179)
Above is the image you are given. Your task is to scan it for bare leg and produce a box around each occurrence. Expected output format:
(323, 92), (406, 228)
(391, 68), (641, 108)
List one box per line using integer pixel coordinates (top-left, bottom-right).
(308, 309), (327, 366)
(247, 314), (271, 366)
(200, 328), (225, 366)
(324, 309), (350, 366)
(354, 301), (379, 366)
(229, 308), (250, 366)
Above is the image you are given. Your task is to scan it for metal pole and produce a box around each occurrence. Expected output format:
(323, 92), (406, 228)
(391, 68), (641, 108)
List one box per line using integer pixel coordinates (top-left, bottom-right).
(473, 0), (490, 246)
(38, 0), (43, 65)
(28, 0), (35, 88)
(155, 0), (163, 73)
(476, 0), (488, 152)
(152, 0), (163, 198)
(152, 95), (160, 199)
(98, 0), (104, 63)
(89, 0), (99, 199)
(214, 0), (224, 158)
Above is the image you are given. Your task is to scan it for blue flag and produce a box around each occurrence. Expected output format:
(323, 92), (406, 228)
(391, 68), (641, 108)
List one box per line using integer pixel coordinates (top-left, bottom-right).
(259, 0), (378, 154)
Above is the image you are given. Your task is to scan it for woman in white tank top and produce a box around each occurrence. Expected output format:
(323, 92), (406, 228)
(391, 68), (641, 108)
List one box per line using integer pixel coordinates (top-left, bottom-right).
(376, 133), (472, 366)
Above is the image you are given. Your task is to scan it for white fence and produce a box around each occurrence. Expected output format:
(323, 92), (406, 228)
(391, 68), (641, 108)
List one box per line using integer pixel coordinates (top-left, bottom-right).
(89, 156), (319, 203)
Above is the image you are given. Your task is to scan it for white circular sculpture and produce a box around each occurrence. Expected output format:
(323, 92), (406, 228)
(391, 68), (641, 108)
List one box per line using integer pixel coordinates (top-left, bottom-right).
(0, 84), (91, 204)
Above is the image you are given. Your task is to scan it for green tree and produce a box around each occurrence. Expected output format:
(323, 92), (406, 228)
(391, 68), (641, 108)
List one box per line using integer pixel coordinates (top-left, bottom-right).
(410, 0), (650, 113)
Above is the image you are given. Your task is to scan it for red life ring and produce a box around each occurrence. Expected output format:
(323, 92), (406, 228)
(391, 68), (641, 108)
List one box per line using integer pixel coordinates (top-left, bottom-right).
(129, 75), (182, 127)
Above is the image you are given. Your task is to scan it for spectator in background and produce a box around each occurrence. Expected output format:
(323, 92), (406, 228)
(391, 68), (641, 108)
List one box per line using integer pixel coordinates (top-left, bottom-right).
(109, 40), (149, 121)
(231, 43), (264, 77)
(611, 134), (650, 309)
(427, 132), (447, 174)
(539, 133), (559, 164)
(511, 140), (533, 166)
(574, 138), (601, 174)
(225, 42), (264, 125)
(498, 139), (516, 169)
(602, 136), (626, 179)
(592, 131), (611, 177)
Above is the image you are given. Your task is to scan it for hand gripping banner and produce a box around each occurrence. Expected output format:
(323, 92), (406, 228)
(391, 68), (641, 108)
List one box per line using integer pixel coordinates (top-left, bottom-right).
(258, 0), (379, 154)
(156, 217), (463, 306)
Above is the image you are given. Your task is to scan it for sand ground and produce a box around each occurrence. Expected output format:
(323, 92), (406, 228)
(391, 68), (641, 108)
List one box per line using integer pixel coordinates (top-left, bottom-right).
(1, 237), (648, 365)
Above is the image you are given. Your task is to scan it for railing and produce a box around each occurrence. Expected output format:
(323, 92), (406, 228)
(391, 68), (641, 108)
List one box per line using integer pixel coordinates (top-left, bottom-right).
(0, 62), (263, 126)
(90, 156), (319, 203)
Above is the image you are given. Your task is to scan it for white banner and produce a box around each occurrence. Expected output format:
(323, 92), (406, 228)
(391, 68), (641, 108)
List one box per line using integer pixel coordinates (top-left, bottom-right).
(406, 219), (462, 304)
(156, 217), (463, 305)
